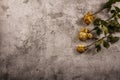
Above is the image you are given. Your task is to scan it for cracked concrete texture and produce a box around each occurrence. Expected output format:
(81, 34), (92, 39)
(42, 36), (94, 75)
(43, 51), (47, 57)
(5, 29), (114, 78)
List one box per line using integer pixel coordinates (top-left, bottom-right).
(0, 0), (120, 80)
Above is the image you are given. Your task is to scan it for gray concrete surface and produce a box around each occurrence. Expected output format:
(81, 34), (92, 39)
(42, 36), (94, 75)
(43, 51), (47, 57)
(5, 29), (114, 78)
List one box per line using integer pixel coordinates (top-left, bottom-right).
(0, 0), (120, 80)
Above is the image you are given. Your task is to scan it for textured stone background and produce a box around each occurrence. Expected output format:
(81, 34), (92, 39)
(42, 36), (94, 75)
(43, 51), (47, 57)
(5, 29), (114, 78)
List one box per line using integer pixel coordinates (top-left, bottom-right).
(0, 0), (120, 80)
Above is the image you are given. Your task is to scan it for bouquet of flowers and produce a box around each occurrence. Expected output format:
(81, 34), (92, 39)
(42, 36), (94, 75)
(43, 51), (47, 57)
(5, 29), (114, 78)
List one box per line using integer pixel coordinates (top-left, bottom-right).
(76, 0), (120, 53)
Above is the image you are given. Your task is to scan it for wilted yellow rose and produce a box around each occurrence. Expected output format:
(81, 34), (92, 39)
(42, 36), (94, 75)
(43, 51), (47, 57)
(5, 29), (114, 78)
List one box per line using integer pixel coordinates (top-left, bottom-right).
(76, 44), (86, 53)
(79, 28), (93, 41)
(83, 12), (94, 25)
(87, 33), (93, 39)
(80, 27), (89, 33)
(78, 32), (88, 41)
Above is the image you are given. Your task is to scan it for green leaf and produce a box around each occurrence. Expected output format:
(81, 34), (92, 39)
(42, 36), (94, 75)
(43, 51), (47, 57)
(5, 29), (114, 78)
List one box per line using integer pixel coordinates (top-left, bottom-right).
(103, 41), (110, 49)
(96, 45), (101, 52)
(115, 6), (120, 12)
(103, 0), (120, 9)
(103, 1), (112, 9)
(107, 25), (115, 33)
(108, 20), (120, 33)
(102, 25), (108, 35)
(95, 40), (102, 52)
(101, 20), (108, 26)
(107, 36), (119, 44)
(95, 39), (103, 46)
(94, 18), (101, 26)
(118, 14), (120, 18)
(96, 28), (102, 36)
(111, 37), (119, 43)
(116, 0), (120, 2)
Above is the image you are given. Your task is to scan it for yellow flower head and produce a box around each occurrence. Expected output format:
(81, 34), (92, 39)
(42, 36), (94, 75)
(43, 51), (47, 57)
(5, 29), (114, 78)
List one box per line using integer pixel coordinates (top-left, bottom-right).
(87, 33), (93, 39)
(76, 44), (86, 53)
(83, 12), (94, 25)
(80, 27), (89, 33)
(78, 32), (88, 41)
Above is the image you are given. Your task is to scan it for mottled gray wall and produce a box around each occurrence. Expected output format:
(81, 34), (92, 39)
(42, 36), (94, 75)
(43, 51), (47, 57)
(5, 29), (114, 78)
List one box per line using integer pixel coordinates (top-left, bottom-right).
(0, 0), (120, 80)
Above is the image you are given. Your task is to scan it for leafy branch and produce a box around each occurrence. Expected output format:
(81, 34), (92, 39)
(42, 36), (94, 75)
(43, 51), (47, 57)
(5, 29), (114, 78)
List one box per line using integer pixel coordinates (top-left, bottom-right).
(88, 1), (120, 52)
(76, 0), (120, 53)
(93, 0), (120, 15)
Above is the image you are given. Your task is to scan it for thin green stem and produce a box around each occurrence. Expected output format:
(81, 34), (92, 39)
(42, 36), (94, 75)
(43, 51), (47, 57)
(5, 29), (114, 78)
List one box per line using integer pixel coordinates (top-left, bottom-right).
(106, 15), (114, 21)
(89, 28), (96, 33)
(86, 35), (108, 48)
(92, 8), (105, 15)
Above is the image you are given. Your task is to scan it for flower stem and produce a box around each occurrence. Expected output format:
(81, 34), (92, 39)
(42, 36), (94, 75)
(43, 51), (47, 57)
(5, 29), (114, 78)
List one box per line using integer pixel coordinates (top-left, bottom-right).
(106, 15), (114, 21)
(86, 35), (108, 48)
(92, 8), (105, 15)
(89, 28), (96, 33)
